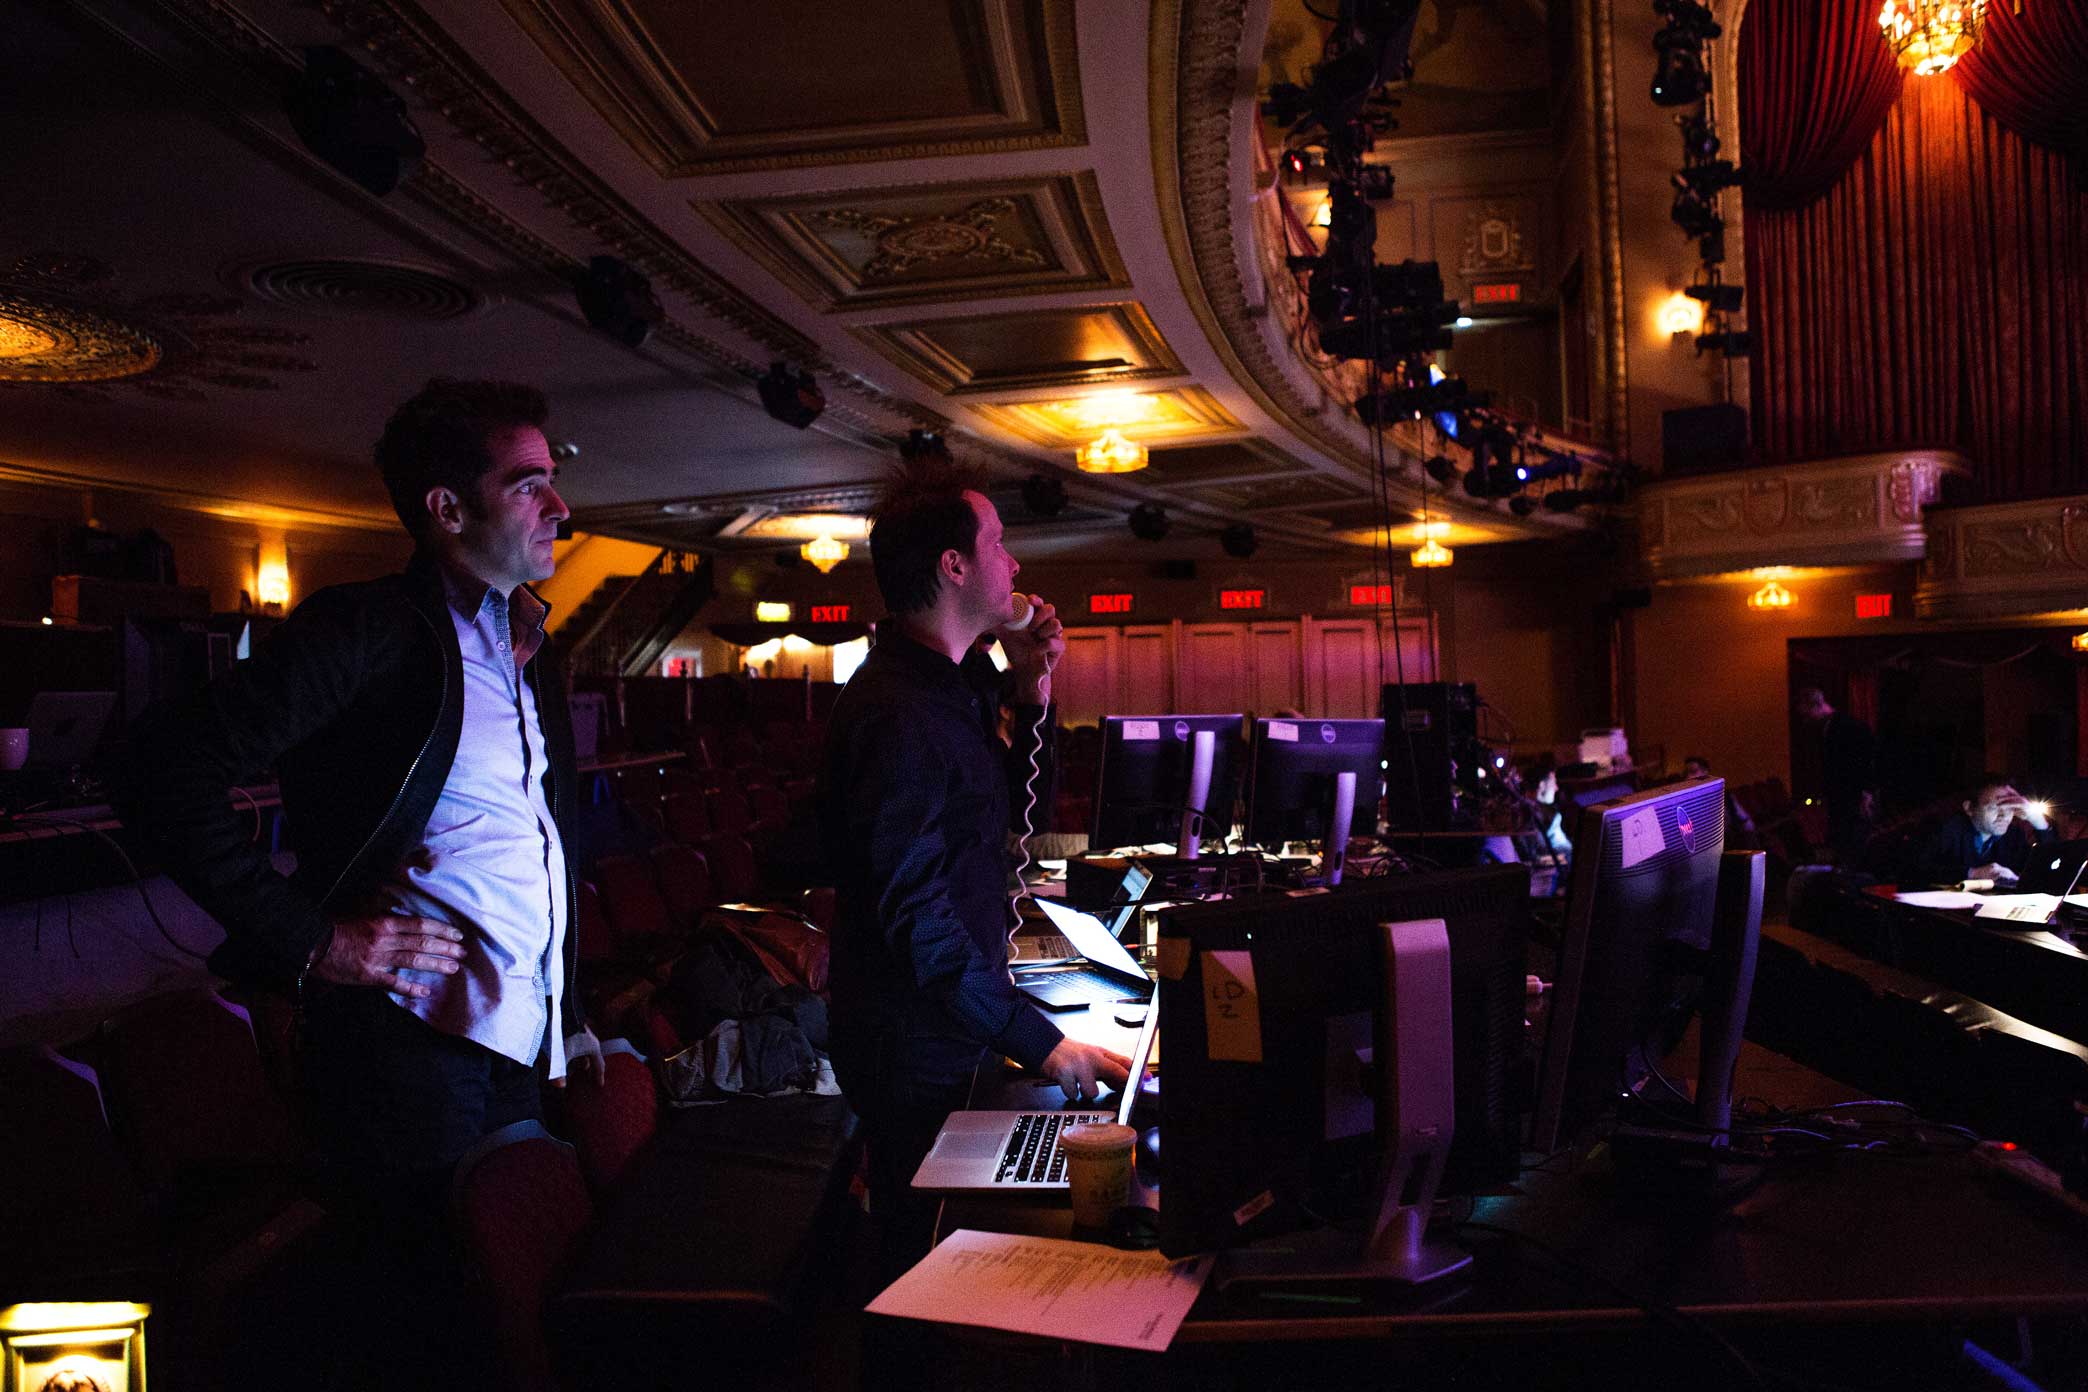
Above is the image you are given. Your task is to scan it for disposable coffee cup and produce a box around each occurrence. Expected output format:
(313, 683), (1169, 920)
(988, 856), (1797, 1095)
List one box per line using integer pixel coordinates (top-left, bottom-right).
(0, 728), (26, 772)
(1061, 1121), (1137, 1228)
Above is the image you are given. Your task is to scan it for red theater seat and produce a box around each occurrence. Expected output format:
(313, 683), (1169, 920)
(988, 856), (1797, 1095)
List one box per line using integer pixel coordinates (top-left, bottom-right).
(695, 834), (759, 904)
(592, 854), (673, 952)
(706, 787), (755, 835)
(649, 842), (717, 926)
(453, 1123), (594, 1392)
(659, 792), (711, 843)
(562, 1045), (659, 1197)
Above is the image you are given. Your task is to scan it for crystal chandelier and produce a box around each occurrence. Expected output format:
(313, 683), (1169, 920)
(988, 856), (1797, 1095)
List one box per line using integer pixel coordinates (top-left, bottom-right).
(1075, 428), (1149, 474)
(1410, 537), (1454, 568)
(800, 534), (849, 572)
(1878, 0), (1987, 75)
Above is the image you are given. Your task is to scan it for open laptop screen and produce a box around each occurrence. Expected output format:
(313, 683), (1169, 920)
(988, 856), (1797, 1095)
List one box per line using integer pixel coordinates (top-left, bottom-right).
(1035, 898), (1147, 979)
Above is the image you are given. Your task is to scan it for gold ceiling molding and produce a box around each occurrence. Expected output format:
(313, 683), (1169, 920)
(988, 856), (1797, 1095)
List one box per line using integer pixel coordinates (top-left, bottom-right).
(852, 302), (1186, 396)
(699, 173), (1128, 312)
(971, 386), (1242, 449)
(0, 251), (316, 399)
(495, 0), (1085, 176)
(1140, 439), (1312, 488)
(0, 458), (399, 533)
(1916, 492), (2088, 622)
(1638, 450), (1968, 582)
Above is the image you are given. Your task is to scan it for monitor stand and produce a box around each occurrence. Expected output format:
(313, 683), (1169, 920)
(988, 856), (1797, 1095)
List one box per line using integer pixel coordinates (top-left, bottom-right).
(1221, 917), (1472, 1288)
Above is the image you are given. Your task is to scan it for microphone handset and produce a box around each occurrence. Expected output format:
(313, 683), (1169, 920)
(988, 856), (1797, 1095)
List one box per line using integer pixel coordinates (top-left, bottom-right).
(1004, 591), (1035, 632)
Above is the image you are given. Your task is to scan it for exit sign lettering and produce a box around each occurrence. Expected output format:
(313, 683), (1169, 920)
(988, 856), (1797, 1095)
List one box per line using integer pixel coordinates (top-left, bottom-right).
(1220, 588), (1265, 611)
(1350, 583), (1397, 606)
(1471, 282), (1521, 304)
(1854, 593), (1892, 620)
(1089, 592), (1134, 615)
(809, 604), (850, 623)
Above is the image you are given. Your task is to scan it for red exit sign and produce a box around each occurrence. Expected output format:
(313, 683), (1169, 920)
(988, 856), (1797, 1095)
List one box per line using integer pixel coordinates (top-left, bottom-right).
(1350, 583), (1396, 606)
(1471, 282), (1521, 304)
(1854, 593), (1892, 620)
(809, 604), (850, 623)
(1089, 592), (1134, 615)
(1220, 588), (1265, 610)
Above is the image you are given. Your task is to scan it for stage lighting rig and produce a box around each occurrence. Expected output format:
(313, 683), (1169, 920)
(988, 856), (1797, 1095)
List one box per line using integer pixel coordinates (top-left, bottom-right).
(1021, 473), (1068, 517)
(1129, 503), (1170, 541)
(1423, 453), (1459, 485)
(1355, 374), (1472, 423)
(1696, 329), (1755, 355)
(1670, 188), (1724, 240)
(1678, 111), (1721, 162)
(574, 255), (664, 348)
(900, 428), (948, 460)
(1687, 281), (1745, 314)
(1220, 523), (1259, 559)
(285, 47), (426, 196)
(1673, 160), (1744, 198)
(757, 362), (825, 429)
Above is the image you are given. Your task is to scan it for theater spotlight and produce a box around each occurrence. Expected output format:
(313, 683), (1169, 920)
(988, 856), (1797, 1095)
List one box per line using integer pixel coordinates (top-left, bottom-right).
(1686, 281), (1746, 314)
(1650, 42), (1711, 106)
(1220, 523), (1259, 559)
(900, 428), (948, 460)
(1129, 503), (1170, 542)
(285, 47), (426, 196)
(1510, 495), (1538, 517)
(757, 362), (825, 429)
(1021, 472), (1068, 517)
(1677, 111), (1721, 162)
(1423, 453), (1459, 485)
(1670, 188), (1724, 240)
(1543, 488), (1588, 513)
(574, 255), (663, 348)
(1672, 161), (1744, 197)
(1696, 329), (1756, 355)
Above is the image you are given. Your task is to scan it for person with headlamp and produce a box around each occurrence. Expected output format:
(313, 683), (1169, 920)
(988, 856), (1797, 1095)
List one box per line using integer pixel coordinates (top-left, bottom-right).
(1910, 775), (2051, 886)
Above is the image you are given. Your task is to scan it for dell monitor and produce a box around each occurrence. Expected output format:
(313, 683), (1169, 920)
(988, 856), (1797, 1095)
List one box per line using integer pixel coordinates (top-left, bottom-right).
(1529, 776), (1740, 1156)
(1155, 865), (1529, 1269)
(1089, 714), (1246, 851)
(1244, 717), (1386, 853)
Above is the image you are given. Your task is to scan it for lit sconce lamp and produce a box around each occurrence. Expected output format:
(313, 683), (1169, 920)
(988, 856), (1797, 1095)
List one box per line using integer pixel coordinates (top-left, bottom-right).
(754, 601), (792, 623)
(1658, 292), (1704, 337)
(1, 1302), (151, 1391)
(1312, 198), (1333, 228)
(799, 534), (848, 573)
(1748, 580), (1794, 610)
(2072, 631), (2088, 653)
(256, 537), (290, 612)
(1075, 428), (1149, 474)
(1410, 538), (1454, 568)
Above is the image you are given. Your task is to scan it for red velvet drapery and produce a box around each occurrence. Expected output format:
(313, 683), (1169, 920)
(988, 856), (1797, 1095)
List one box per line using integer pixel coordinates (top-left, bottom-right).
(1740, 3), (2088, 499)
(1739, 0), (1903, 211)
(1953, 0), (2088, 161)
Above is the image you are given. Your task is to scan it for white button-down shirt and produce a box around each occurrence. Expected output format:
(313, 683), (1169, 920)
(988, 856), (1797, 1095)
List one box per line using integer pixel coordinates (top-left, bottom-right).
(380, 576), (572, 1076)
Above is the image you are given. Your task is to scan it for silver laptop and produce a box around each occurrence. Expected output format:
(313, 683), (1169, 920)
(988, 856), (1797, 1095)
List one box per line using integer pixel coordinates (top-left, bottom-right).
(911, 1002), (1159, 1193)
(1011, 897), (1155, 1011)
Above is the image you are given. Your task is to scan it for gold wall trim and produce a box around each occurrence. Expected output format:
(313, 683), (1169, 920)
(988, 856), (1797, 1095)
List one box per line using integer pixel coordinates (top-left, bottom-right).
(494, 0), (1087, 176)
(1639, 450), (1969, 581)
(1916, 492), (2088, 621)
(971, 385), (1243, 448)
(1591, 0), (1628, 457)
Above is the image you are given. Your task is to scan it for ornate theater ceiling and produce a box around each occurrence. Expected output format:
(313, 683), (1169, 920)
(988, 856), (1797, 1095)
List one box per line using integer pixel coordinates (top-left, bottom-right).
(1, 0), (1584, 560)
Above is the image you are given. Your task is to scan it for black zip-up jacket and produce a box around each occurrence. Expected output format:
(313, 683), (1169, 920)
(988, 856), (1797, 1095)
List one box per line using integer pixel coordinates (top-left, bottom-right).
(818, 622), (1063, 1097)
(115, 552), (583, 1026)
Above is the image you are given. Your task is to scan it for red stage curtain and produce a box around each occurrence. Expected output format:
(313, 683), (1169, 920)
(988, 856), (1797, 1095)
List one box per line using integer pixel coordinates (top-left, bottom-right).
(1952, 0), (2088, 162)
(1739, 0), (1903, 212)
(1745, 75), (2088, 499)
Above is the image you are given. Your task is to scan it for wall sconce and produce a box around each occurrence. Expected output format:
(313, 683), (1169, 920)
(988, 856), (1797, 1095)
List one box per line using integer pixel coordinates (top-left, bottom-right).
(2072, 631), (2088, 653)
(256, 537), (290, 612)
(1, 1302), (151, 1391)
(754, 601), (792, 623)
(1748, 580), (1794, 610)
(1657, 292), (1704, 337)
(1410, 538), (1454, 568)
(799, 535), (848, 572)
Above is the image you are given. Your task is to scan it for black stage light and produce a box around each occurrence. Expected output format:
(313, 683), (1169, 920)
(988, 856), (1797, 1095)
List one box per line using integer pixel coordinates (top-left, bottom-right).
(1650, 41), (1711, 107)
(757, 362), (825, 429)
(900, 428), (948, 460)
(1509, 495), (1538, 517)
(1543, 489), (1587, 513)
(1358, 165), (1396, 201)
(1677, 111), (1720, 162)
(575, 255), (663, 348)
(1129, 503), (1170, 542)
(1670, 188), (1724, 240)
(1220, 523), (1259, 559)
(1021, 473), (1068, 517)
(548, 440), (580, 463)
(1423, 453), (1458, 485)
(285, 47), (426, 196)
(1652, 0), (1722, 41)
(1696, 329), (1756, 355)
(1686, 282), (1745, 314)
(1673, 161), (1744, 197)
(1699, 229), (1727, 266)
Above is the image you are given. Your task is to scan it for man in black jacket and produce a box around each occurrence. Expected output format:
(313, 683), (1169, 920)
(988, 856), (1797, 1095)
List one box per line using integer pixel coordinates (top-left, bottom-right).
(1910, 775), (2050, 886)
(121, 377), (596, 1199)
(820, 450), (1128, 1275)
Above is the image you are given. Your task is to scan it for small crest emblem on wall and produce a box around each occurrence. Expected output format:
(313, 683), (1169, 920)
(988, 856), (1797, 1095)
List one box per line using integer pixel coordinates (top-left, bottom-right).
(1459, 204), (1531, 276)
(1743, 476), (1789, 534)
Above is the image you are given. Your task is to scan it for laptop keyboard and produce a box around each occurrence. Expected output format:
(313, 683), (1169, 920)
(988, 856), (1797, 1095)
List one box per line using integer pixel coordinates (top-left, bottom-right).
(1000, 1111), (1108, 1184)
(1020, 966), (1143, 1006)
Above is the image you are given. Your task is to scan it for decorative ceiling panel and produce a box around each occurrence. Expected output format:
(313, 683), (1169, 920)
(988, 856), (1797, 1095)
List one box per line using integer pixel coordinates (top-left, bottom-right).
(1192, 474), (1363, 511)
(852, 302), (1182, 395)
(698, 172), (1126, 311)
(1139, 440), (1311, 488)
(498, 0), (1083, 176)
(969, 385), (1242, 448)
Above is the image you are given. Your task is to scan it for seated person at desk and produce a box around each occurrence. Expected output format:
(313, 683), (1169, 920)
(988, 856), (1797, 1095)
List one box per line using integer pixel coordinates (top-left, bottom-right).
(1521, 756), (1573, 865)
(1909, 774), (2050, 885)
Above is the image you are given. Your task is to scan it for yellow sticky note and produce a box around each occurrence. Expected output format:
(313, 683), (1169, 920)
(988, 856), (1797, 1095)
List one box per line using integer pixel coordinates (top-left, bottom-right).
(1202, 949), (1263, 1062)
(1155, 936), (1191, 980)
